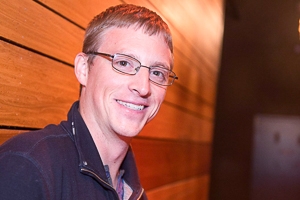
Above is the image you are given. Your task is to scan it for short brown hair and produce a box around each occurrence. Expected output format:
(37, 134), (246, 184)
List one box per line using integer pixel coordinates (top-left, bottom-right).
(83, 4), (173, 64)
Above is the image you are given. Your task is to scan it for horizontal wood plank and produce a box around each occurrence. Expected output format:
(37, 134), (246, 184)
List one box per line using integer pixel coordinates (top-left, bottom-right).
(132, 138), (211, 190)
(165, 80), (215, 120)
(0, 40), (79, 128)
(147, 175), (210, 200)
(140, 103), (213, 143)
(0, 0), (84, 64)
(37, 0), (122, 28)
(172, 48), (217, 105)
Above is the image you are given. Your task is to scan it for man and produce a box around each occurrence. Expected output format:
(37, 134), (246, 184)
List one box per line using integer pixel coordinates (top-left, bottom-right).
(0, 4), (177, 200)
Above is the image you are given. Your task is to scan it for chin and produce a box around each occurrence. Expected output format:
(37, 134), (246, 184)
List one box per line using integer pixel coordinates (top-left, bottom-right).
(114, 120), (145, 137)
(120, 131), (140, 138)
(116, 131), (140, 143)
(116, 127), (142, 138)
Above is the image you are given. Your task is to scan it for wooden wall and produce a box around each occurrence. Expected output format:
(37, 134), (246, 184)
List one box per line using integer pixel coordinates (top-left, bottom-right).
(0, 0), (224, 199)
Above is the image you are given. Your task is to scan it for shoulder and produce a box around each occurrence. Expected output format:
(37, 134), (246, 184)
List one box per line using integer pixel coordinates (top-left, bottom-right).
(1, 124), (70, 153)
(0, 151), (48, 199)
(0, 123), (76, 170)
(0, 124), (77, 198)
(0, 126), (64, 199)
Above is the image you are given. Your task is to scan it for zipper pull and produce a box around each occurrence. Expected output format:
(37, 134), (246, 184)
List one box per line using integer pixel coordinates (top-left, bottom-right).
(72, 122), (76, 135)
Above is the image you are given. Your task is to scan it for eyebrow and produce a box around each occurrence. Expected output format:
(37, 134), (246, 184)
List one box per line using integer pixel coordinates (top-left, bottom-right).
(151, 61), (170, 70)
(122, 52), (171, 70)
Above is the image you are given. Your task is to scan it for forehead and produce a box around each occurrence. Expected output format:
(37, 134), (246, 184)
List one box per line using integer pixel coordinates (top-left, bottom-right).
(98, 27), (173, 68)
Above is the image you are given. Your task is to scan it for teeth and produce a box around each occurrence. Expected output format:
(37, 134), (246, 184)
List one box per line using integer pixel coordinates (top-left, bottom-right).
(117, 100), (144, 110)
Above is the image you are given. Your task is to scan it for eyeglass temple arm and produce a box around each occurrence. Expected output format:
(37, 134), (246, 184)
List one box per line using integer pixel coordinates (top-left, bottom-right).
(170, 75), (178, 80)
(89, 52), (114, 59)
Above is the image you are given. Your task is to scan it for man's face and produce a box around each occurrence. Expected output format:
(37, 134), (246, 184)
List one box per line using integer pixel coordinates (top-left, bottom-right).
(80, 27), (173, 139)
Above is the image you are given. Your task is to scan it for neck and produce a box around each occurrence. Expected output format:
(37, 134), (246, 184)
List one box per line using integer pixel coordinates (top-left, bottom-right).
(93, 130), (131, 188)
(79, 95), (132, 188)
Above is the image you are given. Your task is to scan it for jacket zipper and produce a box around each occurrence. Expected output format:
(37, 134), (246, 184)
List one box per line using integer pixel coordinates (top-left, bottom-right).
(80, 168), (119, 198)
(136, 188), (144, 200)
(80, 168), (143, 200)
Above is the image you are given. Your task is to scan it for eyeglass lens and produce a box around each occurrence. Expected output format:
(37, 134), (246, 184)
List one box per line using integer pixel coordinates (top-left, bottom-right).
(112, 54), (175, 85)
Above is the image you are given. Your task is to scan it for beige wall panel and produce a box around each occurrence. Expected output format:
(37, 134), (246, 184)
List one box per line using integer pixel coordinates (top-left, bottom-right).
(132, 138), (211, 189)
(0, 41), (79, 128)
(0, 0), (84, 64)
(147, 175), (210, 200)
(140, 103), (213, 143)
(37, 0), (122, 28)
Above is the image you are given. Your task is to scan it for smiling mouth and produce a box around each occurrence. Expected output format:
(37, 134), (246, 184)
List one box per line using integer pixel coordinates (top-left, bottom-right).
(116, 100), (145, 111)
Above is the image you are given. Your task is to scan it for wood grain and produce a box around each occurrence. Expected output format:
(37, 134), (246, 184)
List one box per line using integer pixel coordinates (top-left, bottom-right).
(0, 0), (84, 64)
(172, 47), (217, 105)
(146, 175), (210, 200)
(0, 40), (79, 128)
(132, 138), (211, 190)
(36, 0), (122, 28)
(140, 103), (213, 143)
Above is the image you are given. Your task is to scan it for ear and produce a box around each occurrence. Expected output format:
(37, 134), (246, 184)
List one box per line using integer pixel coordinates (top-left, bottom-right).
(74, 53), (89, 86)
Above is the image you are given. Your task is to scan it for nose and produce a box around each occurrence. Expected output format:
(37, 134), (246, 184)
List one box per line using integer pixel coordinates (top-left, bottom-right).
(129, 67), (151, 97)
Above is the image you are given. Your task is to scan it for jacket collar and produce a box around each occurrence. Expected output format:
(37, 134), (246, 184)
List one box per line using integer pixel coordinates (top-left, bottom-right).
(62, 101), (144, 197)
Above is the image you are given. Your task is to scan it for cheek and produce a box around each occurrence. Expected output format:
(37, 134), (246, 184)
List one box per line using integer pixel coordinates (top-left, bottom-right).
(147, 94), (165, 123)
(152, 88), (167, 109)
(156, 88), (167, 101)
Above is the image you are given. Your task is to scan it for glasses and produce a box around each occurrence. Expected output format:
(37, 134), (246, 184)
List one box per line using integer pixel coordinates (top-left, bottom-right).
(87, 52), (178, 86)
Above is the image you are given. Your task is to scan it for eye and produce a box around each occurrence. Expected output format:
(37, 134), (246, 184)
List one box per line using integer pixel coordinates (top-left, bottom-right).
(150, 67), (169, 81)
(112, 54), (140, 74)
(116, 60), (131, 67)
(152, 70), (164, 77)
